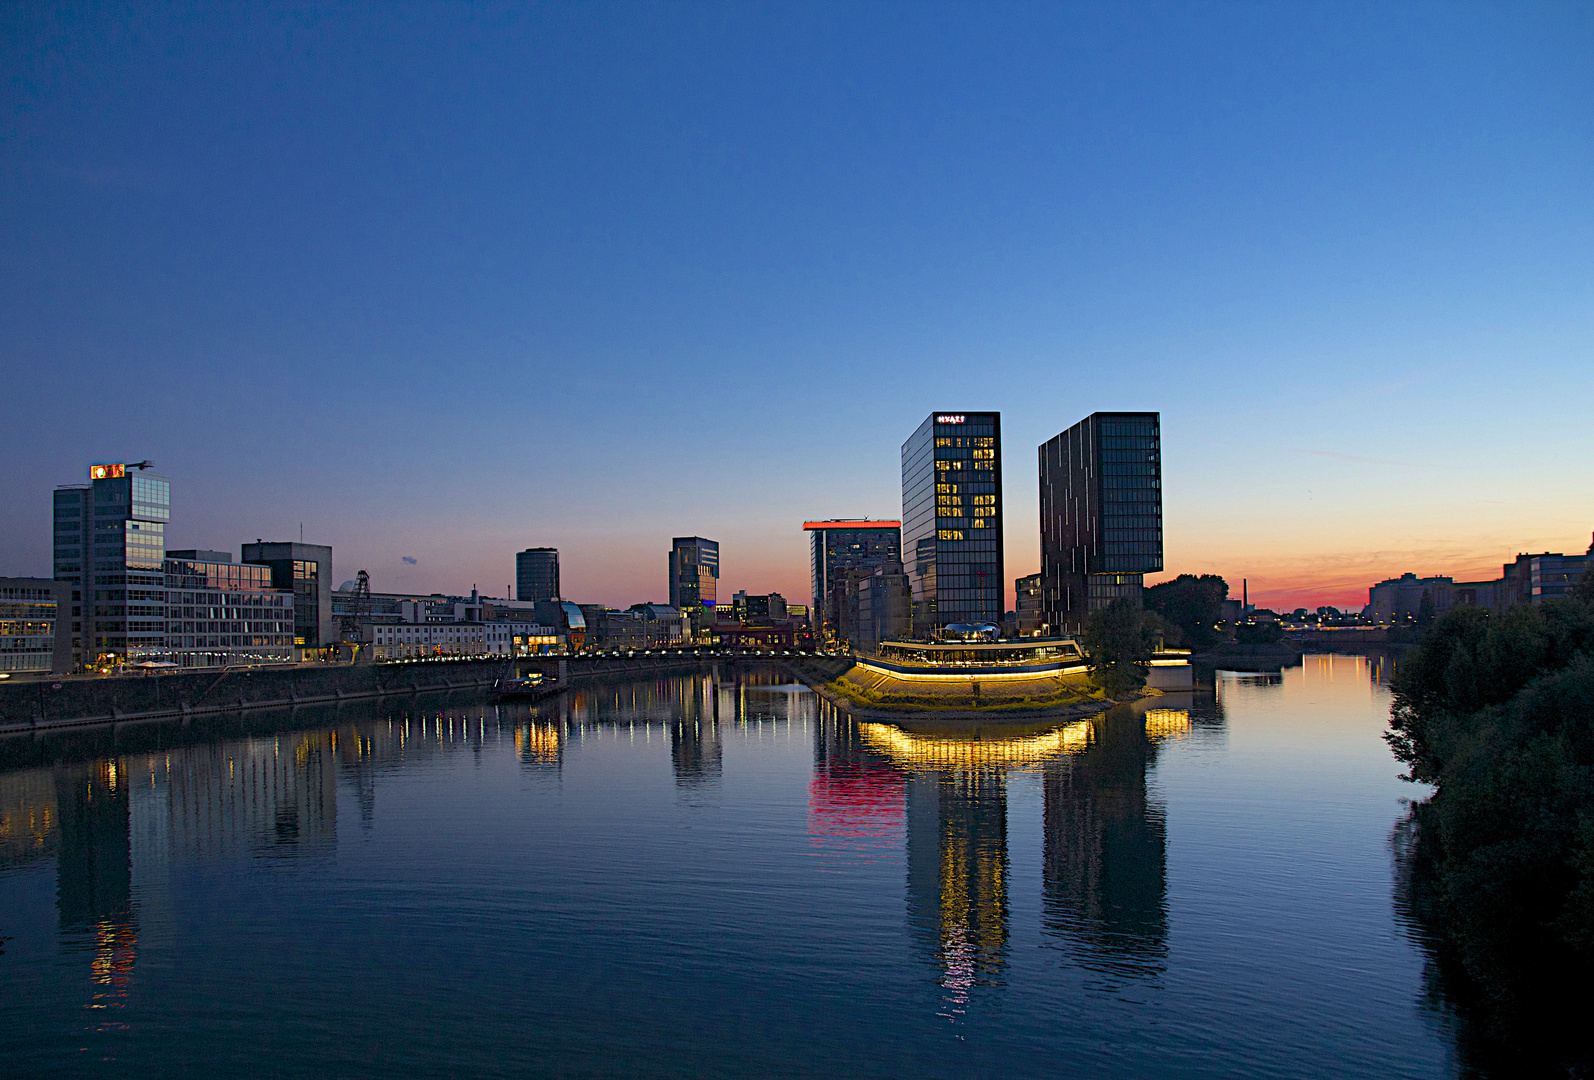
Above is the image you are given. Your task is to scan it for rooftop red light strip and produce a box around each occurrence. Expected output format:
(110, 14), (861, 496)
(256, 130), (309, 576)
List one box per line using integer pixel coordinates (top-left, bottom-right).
(802, 521), (901, 530)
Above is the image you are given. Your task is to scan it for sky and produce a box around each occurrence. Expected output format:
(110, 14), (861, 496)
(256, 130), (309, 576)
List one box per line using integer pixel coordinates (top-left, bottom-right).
(2, 1), (1591, 612)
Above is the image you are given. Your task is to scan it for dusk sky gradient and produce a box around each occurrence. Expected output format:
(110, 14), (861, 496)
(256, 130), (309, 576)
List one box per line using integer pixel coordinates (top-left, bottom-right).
(3, 2), (1591, 611)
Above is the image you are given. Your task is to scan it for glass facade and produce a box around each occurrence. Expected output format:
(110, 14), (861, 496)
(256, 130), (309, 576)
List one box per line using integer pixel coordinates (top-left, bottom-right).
(1038, 412), (1163, 634)
(0, 579), (64, 673)
(669, 537), (719, 614)
(54, 466), (171, 668)
(516, 548), (560, 603)
(804, 521), (902, 638)
(901, 412), (1004, 635)
(163, 559), (295, 668)
(241, 543), (334, 653)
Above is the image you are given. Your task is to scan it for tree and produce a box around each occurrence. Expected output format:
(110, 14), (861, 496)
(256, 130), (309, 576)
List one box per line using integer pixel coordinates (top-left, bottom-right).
(1143, 573), (1229, 651)
(1386, 597), (1594, 1067)
(1417, 588), (1436, 627)
(1576, 568), (1594, 602)
(1082, 597), (1158, 697)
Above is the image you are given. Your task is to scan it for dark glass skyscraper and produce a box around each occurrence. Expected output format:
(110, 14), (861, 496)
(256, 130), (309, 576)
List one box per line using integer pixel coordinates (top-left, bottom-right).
(901, 411), (1004, 635)
(515, 548), (560, 603)
(53, 462), (170, 668)
(1038, 412), (1163, 634)
(803, 519), (902, 637)
(669, 537), (719, 613)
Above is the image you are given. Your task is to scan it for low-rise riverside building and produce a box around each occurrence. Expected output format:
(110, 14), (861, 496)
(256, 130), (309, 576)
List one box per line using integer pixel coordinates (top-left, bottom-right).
(361, 621), (488, 659)
(0, 577), (72, 675)
(1365, 532), (1593, 621)
(163, 555), (296, 669)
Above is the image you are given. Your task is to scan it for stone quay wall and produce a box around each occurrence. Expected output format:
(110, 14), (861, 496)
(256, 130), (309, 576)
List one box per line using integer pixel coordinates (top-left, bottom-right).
(0, 660), (502, 735)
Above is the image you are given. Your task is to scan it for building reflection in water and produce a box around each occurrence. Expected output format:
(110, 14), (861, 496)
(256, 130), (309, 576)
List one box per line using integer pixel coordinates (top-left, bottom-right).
(49, 759), (139, 1021)
(1041, 707), (1173, 985)
(855, 719), (1092, 1013)
(841, 702), (1194, 1008)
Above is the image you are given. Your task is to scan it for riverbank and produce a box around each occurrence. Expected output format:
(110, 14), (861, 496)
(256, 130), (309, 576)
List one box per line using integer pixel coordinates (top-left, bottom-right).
(0, 658), (504, 736)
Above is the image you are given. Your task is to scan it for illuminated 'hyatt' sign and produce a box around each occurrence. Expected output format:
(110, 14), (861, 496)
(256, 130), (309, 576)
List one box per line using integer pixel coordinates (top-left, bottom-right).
(936, 414), (965, 424)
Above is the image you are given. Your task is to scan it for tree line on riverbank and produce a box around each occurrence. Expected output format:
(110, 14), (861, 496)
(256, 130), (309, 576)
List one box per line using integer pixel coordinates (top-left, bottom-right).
(1386, 595), (1594, 1074)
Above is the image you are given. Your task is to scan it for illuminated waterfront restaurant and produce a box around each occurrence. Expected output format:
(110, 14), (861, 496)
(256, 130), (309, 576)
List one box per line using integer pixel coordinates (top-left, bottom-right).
(875, 630), (1086, 671)
(862, 622), (1192, 690)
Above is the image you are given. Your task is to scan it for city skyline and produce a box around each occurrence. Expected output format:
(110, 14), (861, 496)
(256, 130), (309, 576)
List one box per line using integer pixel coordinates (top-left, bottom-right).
(12, 444), (1594, 616)
(2, 4), (1590, 612)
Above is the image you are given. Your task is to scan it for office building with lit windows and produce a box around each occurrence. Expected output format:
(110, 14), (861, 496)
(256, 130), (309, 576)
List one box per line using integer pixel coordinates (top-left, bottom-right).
(803, 519), (901, 637)
(669, 537), (719, 617)
(515, 547), (560, 603)
(1039, 412), (1163, 634)
(901, 412), (1004, 635)
(164, 553), (296, 669)
(0, 577), (72, 674)
(240, 542), (335, 656)
(53, 462), (171, 668)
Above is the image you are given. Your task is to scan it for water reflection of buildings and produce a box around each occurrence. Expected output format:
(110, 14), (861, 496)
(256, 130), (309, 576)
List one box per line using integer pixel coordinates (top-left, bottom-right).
(1042, 710), (1169, 983)
(908, 767), (1008, 1012)
(838, 700), (1199, 1006)
(55, 760), (138, 1018)
(556, 668), (817, 788)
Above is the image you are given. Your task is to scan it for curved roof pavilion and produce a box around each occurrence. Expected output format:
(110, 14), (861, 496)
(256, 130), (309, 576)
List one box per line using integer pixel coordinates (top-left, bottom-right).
(874, 636), (1085, 672)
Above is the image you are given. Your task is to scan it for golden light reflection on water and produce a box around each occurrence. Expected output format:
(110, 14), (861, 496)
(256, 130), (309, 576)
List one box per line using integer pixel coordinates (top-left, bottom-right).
(515, 722), (561, 765)
(859, 721), (1093, 769)
(1144, 708), (1191, 742)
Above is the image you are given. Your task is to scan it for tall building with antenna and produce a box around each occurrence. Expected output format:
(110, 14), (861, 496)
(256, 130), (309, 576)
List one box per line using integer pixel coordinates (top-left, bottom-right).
(53, 461), (170, 668)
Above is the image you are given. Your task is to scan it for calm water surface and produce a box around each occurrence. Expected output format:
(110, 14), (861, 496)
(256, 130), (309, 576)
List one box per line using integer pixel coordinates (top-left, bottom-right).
(0, 656), (1457, 1078)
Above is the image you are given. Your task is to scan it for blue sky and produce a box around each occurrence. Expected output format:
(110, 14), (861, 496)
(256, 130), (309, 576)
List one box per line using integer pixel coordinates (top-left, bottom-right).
(3, 1), (1590, 609)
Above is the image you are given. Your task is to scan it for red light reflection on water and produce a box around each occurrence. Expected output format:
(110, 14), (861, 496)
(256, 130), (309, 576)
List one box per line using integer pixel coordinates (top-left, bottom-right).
(808, 763), (905, 863)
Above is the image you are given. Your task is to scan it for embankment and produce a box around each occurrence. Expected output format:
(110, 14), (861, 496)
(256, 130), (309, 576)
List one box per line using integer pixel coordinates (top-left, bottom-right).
(0, 660), (501, 735)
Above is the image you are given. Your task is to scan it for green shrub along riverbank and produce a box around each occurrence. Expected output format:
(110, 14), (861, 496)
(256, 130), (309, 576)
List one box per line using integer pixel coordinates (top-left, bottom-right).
(1387, 598), (1594, 1074)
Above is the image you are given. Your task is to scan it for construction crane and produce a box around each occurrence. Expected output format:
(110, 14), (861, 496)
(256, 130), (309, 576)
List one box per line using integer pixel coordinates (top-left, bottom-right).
(340, 570), (371, 641)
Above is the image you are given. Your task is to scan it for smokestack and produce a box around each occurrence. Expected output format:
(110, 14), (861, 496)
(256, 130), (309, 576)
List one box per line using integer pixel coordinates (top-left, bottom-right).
(1243, 578), (1249, 610)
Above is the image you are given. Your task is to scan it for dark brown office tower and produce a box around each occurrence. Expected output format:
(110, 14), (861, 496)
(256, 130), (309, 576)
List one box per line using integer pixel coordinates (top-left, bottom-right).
(1038, 412), (1162, 635)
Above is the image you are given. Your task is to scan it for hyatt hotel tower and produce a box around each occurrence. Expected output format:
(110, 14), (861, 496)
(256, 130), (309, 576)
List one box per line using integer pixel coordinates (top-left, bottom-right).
(1038, 412), (1163, 634)
(901, 411), (1004, 635)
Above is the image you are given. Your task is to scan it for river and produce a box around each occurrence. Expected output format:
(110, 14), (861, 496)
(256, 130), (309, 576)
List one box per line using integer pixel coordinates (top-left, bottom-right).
(1, 655), (1467, 1078)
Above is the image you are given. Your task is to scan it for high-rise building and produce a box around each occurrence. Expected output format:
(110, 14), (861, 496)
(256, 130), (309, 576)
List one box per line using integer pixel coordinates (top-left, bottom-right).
(901, 412), (1004, 635)
(54, 462), (171, 668)
(1038, 412), (1163, 635)
(240, 542), (335, 656)
(803, 519), (901, 637)
(515, 548), (560, 603)
(669, 537), (719, 615)
(842, 560), (912, 655)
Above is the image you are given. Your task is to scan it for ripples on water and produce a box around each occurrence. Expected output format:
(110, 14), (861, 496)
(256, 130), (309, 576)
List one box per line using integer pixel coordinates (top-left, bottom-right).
(0, 656), (1463, 1078)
